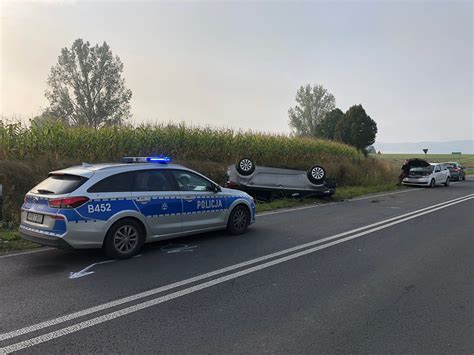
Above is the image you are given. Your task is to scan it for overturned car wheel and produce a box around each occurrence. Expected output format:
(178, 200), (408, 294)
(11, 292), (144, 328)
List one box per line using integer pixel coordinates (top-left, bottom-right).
(307, 165), (326, 185)
(236, 158), (255, 176)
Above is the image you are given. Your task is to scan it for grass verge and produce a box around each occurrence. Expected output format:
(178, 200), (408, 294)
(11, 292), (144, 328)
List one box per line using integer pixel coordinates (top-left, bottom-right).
(0, 226), (40, 255)
(0, 183), (405, 255)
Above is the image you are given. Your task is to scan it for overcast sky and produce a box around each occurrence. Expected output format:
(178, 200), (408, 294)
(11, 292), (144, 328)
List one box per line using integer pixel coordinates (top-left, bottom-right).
(1, 0), (472, 143)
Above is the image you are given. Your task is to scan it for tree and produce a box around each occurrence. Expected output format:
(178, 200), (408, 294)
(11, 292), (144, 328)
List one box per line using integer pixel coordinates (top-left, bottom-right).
(45, 39), (132, 127)
(315, 108), (344, 140)
(340, 105), (377, 151)
(288, 84), (336, 137)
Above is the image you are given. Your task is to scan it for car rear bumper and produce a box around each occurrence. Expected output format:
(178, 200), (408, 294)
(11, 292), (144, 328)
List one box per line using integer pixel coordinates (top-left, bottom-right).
(19, 228), (74, 250)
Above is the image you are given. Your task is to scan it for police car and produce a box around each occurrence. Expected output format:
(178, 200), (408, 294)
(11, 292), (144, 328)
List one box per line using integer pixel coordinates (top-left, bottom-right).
(20, 157), (256, 259)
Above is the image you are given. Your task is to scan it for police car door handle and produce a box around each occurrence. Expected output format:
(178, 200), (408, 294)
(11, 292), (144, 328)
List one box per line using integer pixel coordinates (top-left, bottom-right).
(182, 196), (195, 201)
(134, 196), (151, 203)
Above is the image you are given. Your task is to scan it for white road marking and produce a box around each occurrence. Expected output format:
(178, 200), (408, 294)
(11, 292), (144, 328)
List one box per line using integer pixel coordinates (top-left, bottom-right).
(0, 194), (472, 351)
(68, 254), (141, 279)
(69, 260), (116, 279)
(160, 244), (198, 254)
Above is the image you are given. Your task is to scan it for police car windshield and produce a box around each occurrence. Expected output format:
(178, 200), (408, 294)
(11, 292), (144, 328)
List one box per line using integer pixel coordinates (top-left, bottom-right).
(31, 174), (88, 195)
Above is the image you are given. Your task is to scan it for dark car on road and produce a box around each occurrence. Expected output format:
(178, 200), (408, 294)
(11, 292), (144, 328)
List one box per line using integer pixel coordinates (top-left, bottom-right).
(443, 162), (466, 181)
(226, 158), (336, 201)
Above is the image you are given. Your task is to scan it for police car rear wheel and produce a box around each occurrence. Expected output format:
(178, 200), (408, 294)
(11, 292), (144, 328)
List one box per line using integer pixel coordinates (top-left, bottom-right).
(104, 219), (145, 259)
(227, 205), (250, 235)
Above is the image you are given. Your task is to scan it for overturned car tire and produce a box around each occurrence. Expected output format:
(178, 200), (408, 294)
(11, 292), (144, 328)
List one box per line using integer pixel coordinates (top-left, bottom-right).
(236, 158), (256, 176)
(307, 165), (326, 185)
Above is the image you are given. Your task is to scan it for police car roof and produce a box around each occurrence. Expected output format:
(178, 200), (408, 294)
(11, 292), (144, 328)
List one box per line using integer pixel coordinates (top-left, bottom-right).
(50, 163), (186, 177)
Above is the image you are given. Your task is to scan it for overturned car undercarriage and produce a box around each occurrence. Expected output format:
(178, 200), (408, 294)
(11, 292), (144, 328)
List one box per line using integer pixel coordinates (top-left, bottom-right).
(226, 158), (336, 201)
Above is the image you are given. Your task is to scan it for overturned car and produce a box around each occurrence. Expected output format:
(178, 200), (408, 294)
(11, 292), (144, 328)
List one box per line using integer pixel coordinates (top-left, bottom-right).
(225, 158), (336, 200)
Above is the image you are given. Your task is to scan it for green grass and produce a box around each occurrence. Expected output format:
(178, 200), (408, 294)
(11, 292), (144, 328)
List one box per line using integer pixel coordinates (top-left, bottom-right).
(374, 153), (474, 168)
(0, 226), (40, 254)
(333, 183), (403, 200)
(465, 170), (474, 175)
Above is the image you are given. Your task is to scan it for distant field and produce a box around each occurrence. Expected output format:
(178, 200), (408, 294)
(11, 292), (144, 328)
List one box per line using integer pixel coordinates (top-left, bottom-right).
(375, 154), (474, 168)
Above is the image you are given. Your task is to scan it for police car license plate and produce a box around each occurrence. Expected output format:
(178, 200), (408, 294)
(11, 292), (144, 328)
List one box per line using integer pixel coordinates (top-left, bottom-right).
(27, 212), (44, 224)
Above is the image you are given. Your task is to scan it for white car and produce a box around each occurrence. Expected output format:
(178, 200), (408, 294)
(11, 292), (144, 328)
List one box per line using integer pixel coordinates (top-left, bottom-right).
(403, 163), (451, 188)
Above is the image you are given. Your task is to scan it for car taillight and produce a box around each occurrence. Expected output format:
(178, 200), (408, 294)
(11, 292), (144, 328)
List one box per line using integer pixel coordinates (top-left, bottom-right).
(49, 196), (89, 209)
(226, 181), (238, 188)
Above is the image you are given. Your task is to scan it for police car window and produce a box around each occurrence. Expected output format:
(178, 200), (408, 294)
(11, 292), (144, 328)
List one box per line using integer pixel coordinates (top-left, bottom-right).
(32, 174), (87, 195)
(88, 172), (133, 193)
(132, 170), (175, 192)
(171, 170), (213, 192)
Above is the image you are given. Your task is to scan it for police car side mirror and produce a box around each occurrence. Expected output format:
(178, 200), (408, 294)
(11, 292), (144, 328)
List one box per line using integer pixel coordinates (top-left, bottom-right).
(213, 185), (221, 193)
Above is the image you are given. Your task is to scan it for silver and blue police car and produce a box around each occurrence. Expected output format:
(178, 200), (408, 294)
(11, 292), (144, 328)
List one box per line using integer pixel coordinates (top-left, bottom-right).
(20, 157), (256, 259)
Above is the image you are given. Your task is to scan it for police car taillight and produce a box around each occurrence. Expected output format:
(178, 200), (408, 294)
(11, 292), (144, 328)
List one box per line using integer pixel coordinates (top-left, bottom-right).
(49, 196), (90, 209)
(121, 156), (172, 164)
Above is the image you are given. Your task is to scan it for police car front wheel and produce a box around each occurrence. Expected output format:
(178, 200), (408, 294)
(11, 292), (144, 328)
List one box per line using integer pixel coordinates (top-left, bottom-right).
(104, 218), (145, 259)
(227, 205), (250, 235)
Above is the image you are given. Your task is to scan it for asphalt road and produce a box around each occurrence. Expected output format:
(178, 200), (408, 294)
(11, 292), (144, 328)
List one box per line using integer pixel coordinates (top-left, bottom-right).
(0, 180), (473, 354)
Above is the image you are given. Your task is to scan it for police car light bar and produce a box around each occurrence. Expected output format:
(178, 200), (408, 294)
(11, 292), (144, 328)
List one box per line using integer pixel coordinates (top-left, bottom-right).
(121, 156), (172, 164)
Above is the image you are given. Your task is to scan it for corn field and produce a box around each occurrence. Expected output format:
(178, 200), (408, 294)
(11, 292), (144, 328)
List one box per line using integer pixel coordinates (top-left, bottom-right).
(0, 120), (397, 223)
(0, 120), (360, 167)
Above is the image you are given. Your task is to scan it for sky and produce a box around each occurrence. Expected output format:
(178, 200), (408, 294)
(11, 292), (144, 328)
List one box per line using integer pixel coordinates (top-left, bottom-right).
(0, 0), (472, 143)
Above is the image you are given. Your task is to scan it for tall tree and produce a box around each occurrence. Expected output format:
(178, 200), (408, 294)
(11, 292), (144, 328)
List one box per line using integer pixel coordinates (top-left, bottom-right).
(315, 108), (344, 139)
(340, 105), (377, 150)
(45, 39), (132, 127)
(288, 84), (336, 137)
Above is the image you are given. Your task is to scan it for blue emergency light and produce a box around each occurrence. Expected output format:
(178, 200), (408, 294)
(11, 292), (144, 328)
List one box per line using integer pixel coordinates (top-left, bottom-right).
(121, 156), (172, 164)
